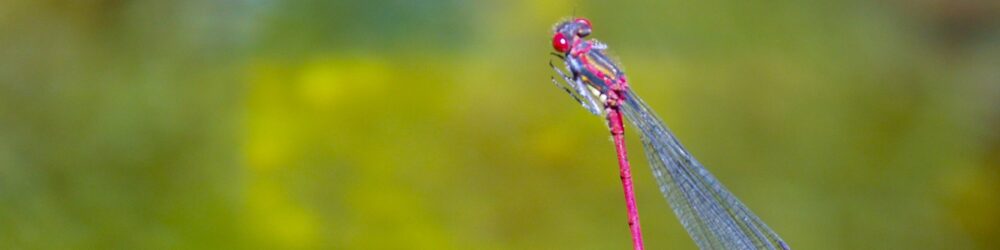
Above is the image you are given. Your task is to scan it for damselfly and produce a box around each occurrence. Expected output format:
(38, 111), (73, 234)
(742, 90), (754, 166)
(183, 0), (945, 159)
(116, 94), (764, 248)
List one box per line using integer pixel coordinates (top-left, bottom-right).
(549, 17), (790, 250)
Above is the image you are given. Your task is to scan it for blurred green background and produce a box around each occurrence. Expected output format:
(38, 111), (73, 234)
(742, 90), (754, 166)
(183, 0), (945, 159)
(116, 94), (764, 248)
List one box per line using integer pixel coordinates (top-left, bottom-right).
(2, 0), (999, 249)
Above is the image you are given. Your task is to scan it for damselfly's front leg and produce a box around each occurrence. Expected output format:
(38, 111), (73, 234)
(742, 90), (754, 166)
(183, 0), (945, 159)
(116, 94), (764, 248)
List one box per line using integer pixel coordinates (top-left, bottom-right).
(550, 62), (587, 106)
(550, 61), (602, 115)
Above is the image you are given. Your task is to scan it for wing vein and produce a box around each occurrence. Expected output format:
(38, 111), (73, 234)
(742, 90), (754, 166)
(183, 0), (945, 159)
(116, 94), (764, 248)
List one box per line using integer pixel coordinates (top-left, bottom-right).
(620, 91), (789, 250)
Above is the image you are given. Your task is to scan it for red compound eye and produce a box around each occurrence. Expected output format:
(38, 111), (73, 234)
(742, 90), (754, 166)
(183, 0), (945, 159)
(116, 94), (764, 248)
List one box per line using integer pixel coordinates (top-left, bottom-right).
(552, 33), (570, 53)
(574, 18), (591, 27)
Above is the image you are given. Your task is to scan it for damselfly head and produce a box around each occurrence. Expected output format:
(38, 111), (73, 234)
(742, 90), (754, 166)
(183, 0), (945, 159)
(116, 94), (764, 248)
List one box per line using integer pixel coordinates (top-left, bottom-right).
(551, 17), (593, 53)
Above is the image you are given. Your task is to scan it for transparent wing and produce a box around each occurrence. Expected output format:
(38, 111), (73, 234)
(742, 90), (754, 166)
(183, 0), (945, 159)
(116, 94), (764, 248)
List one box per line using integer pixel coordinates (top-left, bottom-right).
(620, 91), (790, 250)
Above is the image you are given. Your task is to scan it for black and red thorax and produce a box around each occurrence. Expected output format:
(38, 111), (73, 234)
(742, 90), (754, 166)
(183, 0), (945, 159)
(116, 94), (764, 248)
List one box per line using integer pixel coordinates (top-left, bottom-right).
(552, 18), (630, 108)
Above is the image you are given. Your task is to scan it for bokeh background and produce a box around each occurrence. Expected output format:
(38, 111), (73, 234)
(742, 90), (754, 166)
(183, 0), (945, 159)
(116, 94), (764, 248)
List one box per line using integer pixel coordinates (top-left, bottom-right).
(2, 0), (999, 249)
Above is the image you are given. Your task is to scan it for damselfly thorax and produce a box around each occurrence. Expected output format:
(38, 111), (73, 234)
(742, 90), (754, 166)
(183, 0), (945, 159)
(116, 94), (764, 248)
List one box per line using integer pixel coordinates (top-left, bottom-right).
(550, 18), (631, 114)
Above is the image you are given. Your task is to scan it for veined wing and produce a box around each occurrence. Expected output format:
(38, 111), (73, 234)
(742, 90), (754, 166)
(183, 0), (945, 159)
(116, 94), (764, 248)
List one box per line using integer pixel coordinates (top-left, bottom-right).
(620, 91), (790, 250)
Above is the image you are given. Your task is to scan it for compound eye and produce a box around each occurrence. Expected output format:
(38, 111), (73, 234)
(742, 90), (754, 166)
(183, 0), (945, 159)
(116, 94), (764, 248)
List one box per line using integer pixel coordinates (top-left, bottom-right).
(574, 18), (591, 28)
(552, 33), (570, 53)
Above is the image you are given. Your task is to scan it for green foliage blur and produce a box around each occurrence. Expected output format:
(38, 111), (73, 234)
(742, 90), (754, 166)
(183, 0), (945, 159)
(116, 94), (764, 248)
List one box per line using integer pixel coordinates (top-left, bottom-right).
(1, 1), (998, 249)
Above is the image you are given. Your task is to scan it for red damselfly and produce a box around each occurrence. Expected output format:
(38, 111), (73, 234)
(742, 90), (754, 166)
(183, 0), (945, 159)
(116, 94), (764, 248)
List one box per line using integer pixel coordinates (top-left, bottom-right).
(549, 17), (790, 250)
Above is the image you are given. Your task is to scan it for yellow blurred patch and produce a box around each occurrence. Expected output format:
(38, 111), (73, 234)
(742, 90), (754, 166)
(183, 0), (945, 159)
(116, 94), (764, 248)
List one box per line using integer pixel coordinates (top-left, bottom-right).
(943, 161), (999, 238)
(243, 60), (321, 247)
(247, 180), (320, 248)
(246, 116), (296, 172)
(296, 56), (389, 108)
(245, 61), (298, 172)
